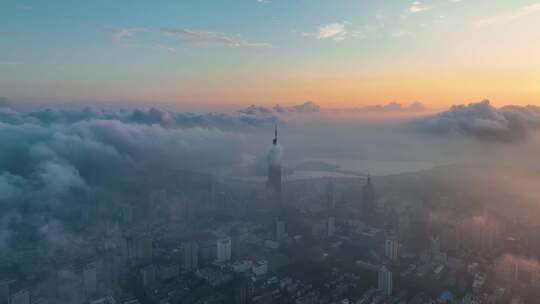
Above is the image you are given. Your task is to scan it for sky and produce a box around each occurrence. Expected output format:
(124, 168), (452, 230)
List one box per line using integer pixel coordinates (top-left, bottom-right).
(1, 0), (539, 110)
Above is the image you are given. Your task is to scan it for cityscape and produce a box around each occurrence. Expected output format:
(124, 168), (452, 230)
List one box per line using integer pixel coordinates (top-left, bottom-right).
(1, 113), (539, 304)
(2, 1), (540, 304)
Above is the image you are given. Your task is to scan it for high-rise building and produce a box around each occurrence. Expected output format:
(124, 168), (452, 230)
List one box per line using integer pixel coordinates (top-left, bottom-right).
(361, 177), (376, 221)
(9, 289), (30, 304)
(267, 125), (282, 206)
(0, 280), (11, 304)
(275, 219), (286, 242)
(83, 263), (98, 299)
(183, 241), (199, 271)
(234, 277), (254, 304)
(378, 265), (393, 297)
(216, 237), (232, 263)
(140, 265), (156, 289)
(384, 237), (399, 262)
(326, 181), (336, 211)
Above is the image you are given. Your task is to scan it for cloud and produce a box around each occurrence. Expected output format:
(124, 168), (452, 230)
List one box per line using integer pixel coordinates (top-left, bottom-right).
(316, 22), (348, 40)
(407, 1), (432, 13)
(0, 172), (26, 203)
(334, 102), (429, 113)
(239, 105), (275, 116)
(306, 22), (374, 41)
(238, 101), (431, 119)
(289, 101), (321, 113)
(0, 105), (264, 255)
(102, 26), (272, 50)
(474, 3), (540, 27)
(239, 101), (321, 117)
(413, 100), (540, 142)
(159, 28), (272, 48)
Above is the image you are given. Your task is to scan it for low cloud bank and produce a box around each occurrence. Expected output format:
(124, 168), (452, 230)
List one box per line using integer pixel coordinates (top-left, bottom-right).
(413, 100), (540, 142)
(333, 101), (429, 113)
(0, 105), (255, 254)
(239, 101), (429, 117)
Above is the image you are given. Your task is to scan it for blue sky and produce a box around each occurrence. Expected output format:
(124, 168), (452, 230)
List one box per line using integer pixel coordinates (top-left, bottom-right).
(1, 0), (539, 109)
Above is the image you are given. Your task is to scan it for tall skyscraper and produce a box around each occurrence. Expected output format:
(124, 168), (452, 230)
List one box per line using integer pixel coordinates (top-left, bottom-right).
(216, 237), (232, 263)
(378, 265), (393, 297)
(268, 125), (286, 242)
(267, 125), (282, 206)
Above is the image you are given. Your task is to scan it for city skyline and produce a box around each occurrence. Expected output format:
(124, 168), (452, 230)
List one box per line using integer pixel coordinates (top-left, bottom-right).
(1, 0), (539, 109)
(2, 2), (540, 303)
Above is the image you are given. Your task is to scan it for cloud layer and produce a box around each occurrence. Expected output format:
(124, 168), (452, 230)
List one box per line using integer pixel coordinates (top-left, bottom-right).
(414, 100), (540, 142)
(0, 105), (268, 255)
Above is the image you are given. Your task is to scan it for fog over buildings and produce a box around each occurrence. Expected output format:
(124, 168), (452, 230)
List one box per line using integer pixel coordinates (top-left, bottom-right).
(1, 99), (540, 303)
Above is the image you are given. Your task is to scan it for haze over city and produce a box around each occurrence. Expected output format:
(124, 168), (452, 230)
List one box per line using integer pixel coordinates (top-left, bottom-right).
(1, 1), (540, 304)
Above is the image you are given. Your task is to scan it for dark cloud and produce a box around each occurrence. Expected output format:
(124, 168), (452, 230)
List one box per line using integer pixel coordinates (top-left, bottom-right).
(413, 100), (540, 142)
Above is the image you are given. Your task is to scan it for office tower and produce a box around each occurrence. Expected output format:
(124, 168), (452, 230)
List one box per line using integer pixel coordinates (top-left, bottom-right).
(9, 289), (30, 304)
(183, 241), (199, 271)
(140, 265), (156, 289)
(378, 265), (393, 297)
(384, 237), (399, 262)
(216, 237), (232, 263)
(83, 263), (98, 298)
